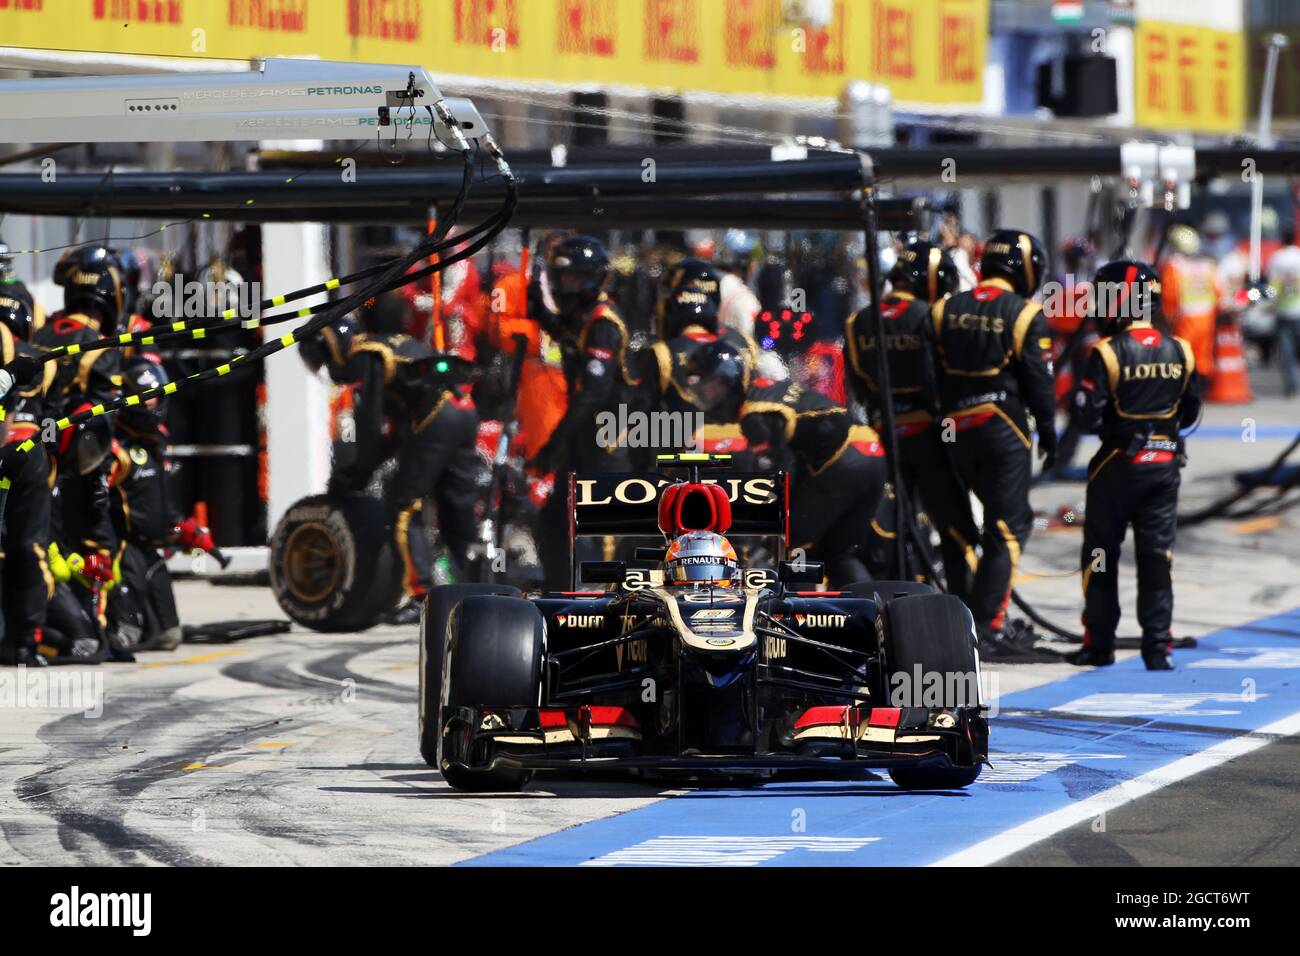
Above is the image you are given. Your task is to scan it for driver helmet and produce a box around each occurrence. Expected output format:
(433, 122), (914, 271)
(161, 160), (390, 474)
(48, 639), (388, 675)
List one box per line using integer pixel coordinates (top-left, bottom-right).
(664, 531), (740, 587)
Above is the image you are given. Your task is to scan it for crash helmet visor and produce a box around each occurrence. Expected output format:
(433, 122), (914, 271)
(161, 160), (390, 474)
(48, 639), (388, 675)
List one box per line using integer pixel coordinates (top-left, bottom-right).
(669, 556), (739, 585)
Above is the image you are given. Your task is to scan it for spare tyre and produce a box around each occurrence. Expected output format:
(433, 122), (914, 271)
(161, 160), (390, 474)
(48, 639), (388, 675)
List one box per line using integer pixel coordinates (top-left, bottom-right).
(268, 493), (403, 632)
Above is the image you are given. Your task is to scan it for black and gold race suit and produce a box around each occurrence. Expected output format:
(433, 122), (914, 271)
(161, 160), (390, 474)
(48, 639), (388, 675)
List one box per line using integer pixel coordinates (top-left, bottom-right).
(332, 330), (480, 598)
(1073, 322), (1201, 655)
(109, 431), (180, 546)
(1, 333), (54, 660)
(931, 278), (1056, 630)
(846, 292), (941, 427)
(637, 324), (758, 461)
(845, 292), (979, 599)
(537, 298), (639, 590)
(33, 310), (122, 417)
(543, 298), (638, 472)
(739, 380), (886, 585)
(106, 429), (183, 651)
(35, 314), (123, 660)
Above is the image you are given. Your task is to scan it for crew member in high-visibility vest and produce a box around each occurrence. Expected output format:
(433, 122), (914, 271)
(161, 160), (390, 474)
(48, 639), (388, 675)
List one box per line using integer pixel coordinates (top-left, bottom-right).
(1267, 227), (1300, 398)
(1160, 224), (1222, 377)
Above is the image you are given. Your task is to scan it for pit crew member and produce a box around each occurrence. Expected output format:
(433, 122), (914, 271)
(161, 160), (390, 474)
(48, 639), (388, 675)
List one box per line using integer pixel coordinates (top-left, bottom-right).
(932, 229), (1057, 653)
(691, 340), (886, 586)
(328, 294), (480, 625)
(844, 240), (978, 601)
(1070, 260), (1202, 671)
(530, 236), (638, 590)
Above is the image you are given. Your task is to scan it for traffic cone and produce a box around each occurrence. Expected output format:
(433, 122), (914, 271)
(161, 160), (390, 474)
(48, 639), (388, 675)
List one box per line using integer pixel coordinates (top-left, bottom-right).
(1207, 314), (1252, 403)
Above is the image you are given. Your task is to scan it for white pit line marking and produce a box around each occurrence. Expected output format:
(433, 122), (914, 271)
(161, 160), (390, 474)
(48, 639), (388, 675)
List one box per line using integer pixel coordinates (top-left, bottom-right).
(582, 835), (879, 867)
(931, 710), (1300, 866)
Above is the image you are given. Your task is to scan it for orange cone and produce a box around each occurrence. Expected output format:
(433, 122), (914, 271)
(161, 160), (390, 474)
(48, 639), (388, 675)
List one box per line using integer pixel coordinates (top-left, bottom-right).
(1206, 314), (1253, 403)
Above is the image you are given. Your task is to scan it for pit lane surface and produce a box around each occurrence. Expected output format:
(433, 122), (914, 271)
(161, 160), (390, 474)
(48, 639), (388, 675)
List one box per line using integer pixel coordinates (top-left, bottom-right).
(464, 608), (1300, 866)
(1, 394), (1297, 867)
(3, 594), (1296, 867)
(0, 598), (664, 866)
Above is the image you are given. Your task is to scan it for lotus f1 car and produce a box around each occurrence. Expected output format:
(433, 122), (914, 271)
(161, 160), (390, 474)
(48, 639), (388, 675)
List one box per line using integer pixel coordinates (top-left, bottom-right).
(418, 455), (988, 791)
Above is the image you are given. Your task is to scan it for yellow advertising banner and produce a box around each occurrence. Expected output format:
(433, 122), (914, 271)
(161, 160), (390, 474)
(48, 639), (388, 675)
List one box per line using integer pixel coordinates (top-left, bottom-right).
(0, 0), (988, 106)
(1135, 19), (1245, 134)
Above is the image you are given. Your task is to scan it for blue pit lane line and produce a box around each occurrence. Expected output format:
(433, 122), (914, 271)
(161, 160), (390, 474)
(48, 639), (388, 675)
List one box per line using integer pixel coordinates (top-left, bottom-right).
(1182, 424), (1296, 440)
(1078, 425), (1295, 441)
(461, 607), (1300, 867)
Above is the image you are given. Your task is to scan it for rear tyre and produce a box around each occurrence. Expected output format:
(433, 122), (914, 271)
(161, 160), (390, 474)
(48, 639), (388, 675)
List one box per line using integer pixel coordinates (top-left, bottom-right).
(268, 494), (403, 632)
(418, 583), (521, 767)
(440, 595), (543, 792)
(879, 592), (982, 791)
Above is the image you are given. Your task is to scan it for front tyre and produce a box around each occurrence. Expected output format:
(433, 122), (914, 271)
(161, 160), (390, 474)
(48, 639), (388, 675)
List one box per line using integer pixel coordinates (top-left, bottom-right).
(439, 595), (544, 792)
(418, 584), (521, 767)
(880, 592), (982, 791)
(888, 763), (982, 790)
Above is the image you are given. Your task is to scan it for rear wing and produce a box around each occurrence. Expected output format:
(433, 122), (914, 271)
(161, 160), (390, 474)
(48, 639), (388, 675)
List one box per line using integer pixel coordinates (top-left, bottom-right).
(569, 471), (788, 539)
(567, 468), (788, 589)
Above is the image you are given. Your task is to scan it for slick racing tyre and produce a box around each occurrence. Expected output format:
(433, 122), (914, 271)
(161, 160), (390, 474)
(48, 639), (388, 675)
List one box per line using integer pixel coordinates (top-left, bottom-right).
(269, 493), (403, 633)
(879, 592), (982, 790)
(418, 583), (521, 767)
(843, 580), (936, 601)
(439, 595), (544, 792)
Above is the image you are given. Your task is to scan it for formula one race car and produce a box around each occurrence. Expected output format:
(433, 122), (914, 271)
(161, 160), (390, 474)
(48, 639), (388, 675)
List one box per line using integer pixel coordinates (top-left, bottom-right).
(418, 455), (988, 792)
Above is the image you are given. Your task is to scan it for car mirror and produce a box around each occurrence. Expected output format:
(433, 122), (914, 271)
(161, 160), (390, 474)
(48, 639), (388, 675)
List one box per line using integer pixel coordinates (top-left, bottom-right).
(777, 560), (825, 584)
(634, 547), (667, 562)
(580, 560), (626, 585)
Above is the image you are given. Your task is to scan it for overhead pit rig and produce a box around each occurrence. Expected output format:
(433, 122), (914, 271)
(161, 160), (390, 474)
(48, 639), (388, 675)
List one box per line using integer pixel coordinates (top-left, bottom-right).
(0, 59), (515, 552)
(0, 57), (490, 146)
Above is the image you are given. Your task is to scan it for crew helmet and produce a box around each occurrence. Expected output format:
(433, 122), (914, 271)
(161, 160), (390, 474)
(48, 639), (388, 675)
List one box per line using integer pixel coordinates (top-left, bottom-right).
(888, 240), (959, 302)
(659, 257), (722, 338)
(1092, 259), (1162, 336)
(547, 235), (610, 315)
(980, 228), (1046, 297)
